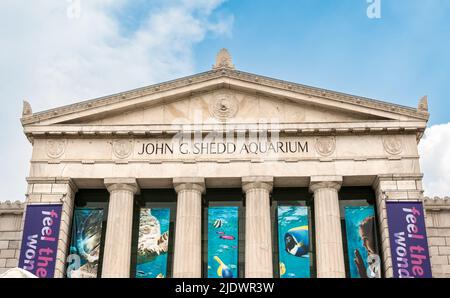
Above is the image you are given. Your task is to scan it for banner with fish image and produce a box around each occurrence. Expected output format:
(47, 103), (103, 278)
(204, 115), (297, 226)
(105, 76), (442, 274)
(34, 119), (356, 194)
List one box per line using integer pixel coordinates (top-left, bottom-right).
(67, 208), (104, 278)
(136, 208), (170, 278)
(277, 206), (310, 278)
(344, 206), (381, 278)
(207, 207), (239, 278)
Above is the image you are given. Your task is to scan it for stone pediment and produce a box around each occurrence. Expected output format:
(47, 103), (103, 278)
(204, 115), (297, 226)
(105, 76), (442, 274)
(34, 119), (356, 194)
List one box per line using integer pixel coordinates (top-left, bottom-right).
(75, 88), (390, 126)
(21, 68), (428, 127)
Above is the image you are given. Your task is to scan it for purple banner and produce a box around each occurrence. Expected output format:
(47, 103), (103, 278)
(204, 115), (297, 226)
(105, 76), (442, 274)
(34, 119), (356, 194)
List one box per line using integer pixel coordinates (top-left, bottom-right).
(386, 201), (432, 278)
(18, 204), (62, 278)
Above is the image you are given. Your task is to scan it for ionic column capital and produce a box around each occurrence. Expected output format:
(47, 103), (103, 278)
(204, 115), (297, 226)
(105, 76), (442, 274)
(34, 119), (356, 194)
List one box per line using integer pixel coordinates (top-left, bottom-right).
(309, 176), (343, 193)
(173, 177), (205, 194)
(104, 178), (140, 194)
(242, 176), (274, 193)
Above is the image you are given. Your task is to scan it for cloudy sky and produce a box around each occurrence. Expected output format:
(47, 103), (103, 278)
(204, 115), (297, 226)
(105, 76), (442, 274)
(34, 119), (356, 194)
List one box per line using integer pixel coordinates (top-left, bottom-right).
(0, 0), (449, 201)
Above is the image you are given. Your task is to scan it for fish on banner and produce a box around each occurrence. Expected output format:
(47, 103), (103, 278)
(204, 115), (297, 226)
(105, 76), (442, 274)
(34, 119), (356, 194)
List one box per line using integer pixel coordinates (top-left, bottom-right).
(207, 207), (239, 278)
(277, 206), (310, 278)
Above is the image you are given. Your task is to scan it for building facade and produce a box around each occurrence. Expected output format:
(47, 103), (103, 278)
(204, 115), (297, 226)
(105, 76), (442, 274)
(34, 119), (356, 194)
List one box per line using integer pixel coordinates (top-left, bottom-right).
(2, 49), (449, 278)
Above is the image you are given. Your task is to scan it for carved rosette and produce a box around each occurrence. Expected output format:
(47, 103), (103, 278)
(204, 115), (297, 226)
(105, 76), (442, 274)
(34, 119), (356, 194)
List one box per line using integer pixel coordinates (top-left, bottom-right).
(315, 137), (336, 157)
(46, 139), (67, 159)
(112, 140), (133, 159)
(209, 93), (239, 122)
(383, 136), (403, 155)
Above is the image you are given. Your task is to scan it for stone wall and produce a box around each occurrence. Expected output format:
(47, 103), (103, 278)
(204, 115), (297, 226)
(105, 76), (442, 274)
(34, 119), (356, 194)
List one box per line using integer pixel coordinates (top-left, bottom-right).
(424, 197), (450, 278)
(0, 196), (449, 277)
(0, 201), (24, 275)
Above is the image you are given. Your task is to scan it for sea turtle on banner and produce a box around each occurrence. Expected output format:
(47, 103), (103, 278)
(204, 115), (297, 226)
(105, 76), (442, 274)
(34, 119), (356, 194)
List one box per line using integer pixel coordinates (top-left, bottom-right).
(137, 209), (169, 263)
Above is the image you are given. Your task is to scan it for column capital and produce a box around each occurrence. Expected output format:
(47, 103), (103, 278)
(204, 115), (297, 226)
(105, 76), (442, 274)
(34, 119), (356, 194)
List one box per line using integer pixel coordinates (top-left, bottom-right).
(173, 177), (205, 194)
(104, 178), (140, 194)
(26, 177), (78, 193)
(242, 176), (273, 193)
(309, 176), (343, 193)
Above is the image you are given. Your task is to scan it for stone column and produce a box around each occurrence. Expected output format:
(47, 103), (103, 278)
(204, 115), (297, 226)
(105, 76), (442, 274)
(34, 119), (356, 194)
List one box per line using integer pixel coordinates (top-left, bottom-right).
(309, 176), (345, 278)
(102, 178), (139, 278)
(172, 178), (205, 278)
(242, 176), (273, 278)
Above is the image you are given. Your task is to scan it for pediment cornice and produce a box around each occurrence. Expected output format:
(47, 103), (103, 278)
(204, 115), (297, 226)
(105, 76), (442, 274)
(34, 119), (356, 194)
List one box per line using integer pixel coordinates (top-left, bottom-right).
(21, 68), (429, 126)
(23, 120), (427, 140)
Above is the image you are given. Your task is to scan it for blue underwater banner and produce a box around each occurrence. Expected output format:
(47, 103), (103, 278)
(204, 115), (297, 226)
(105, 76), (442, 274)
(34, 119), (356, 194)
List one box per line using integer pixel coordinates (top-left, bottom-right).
(207, 207), (239, 278)
(344, 206), (381, 278)
(277, 206), (310, 278)
(67, 208), (104, 278)
(136, 208), (170, 278)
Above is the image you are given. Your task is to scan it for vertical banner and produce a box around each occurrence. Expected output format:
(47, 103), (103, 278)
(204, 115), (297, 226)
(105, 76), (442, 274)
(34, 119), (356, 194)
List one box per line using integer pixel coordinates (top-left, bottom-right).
(344, 206), (381, 278)
(386, 201), (432, 278)
(67, 208), (104, 278)
(136, 208), (170, 278)
(277, 206), (310, 278)
(207, 207), (239, 278)
(18, 204), (62, 278)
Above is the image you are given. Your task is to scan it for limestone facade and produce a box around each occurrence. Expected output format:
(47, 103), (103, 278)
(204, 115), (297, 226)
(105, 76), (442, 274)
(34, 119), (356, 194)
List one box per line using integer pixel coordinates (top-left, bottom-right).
(0, 201), (24, 275)
(425, 197), (450, 277)
(5, 49), (447, 278)
(2, 198), (449, 277)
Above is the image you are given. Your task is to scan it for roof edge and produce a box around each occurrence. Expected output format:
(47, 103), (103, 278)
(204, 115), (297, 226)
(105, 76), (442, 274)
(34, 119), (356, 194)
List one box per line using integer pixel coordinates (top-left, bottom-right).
(21, 68), (429, 126)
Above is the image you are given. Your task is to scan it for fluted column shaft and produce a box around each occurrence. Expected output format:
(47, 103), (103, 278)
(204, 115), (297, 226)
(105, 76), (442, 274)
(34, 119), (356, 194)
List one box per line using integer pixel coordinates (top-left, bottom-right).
(310, 176), (345, 278)
(243, 176), (273, 278)
(102, 178), (139, 278)
(172, 178), (205, 278)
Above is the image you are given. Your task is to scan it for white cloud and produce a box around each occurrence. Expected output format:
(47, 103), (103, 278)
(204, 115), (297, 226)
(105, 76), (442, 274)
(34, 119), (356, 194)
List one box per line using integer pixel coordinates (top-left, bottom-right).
(0, 0), (232, 201)
(419, 122), (450, 197)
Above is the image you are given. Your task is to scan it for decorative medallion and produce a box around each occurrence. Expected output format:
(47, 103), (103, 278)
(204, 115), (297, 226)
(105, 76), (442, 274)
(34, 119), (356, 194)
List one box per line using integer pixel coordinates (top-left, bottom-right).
(315, 137), (336, 157)
(46, 139), (66, 159)
(112, 140), (133, 159)
(209, 93), (239, 121)
(383, 136), (403, 155)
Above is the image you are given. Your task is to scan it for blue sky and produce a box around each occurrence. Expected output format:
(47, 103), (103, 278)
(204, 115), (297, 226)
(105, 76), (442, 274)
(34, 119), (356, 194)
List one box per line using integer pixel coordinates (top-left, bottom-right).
(0, 0), (449, 201)
(193, 0), (450, 125)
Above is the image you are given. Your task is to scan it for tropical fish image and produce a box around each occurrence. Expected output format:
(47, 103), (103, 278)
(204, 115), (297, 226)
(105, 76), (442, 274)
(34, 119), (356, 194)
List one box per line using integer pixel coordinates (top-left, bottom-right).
(208, 207), (239, 278)
(279, 262), (286, 277)
(213, 219), (223, 228)
(214, 256), (234, 278)
(284, 226), (309, 257)
(277, 206), (311, 278)
(220, 235), (235, 240)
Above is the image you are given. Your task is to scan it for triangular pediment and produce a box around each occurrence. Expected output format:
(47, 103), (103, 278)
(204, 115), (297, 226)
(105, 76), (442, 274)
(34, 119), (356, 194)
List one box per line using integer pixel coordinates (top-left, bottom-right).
(21, 68), (429, 127)
(75, 88), (389, 125)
